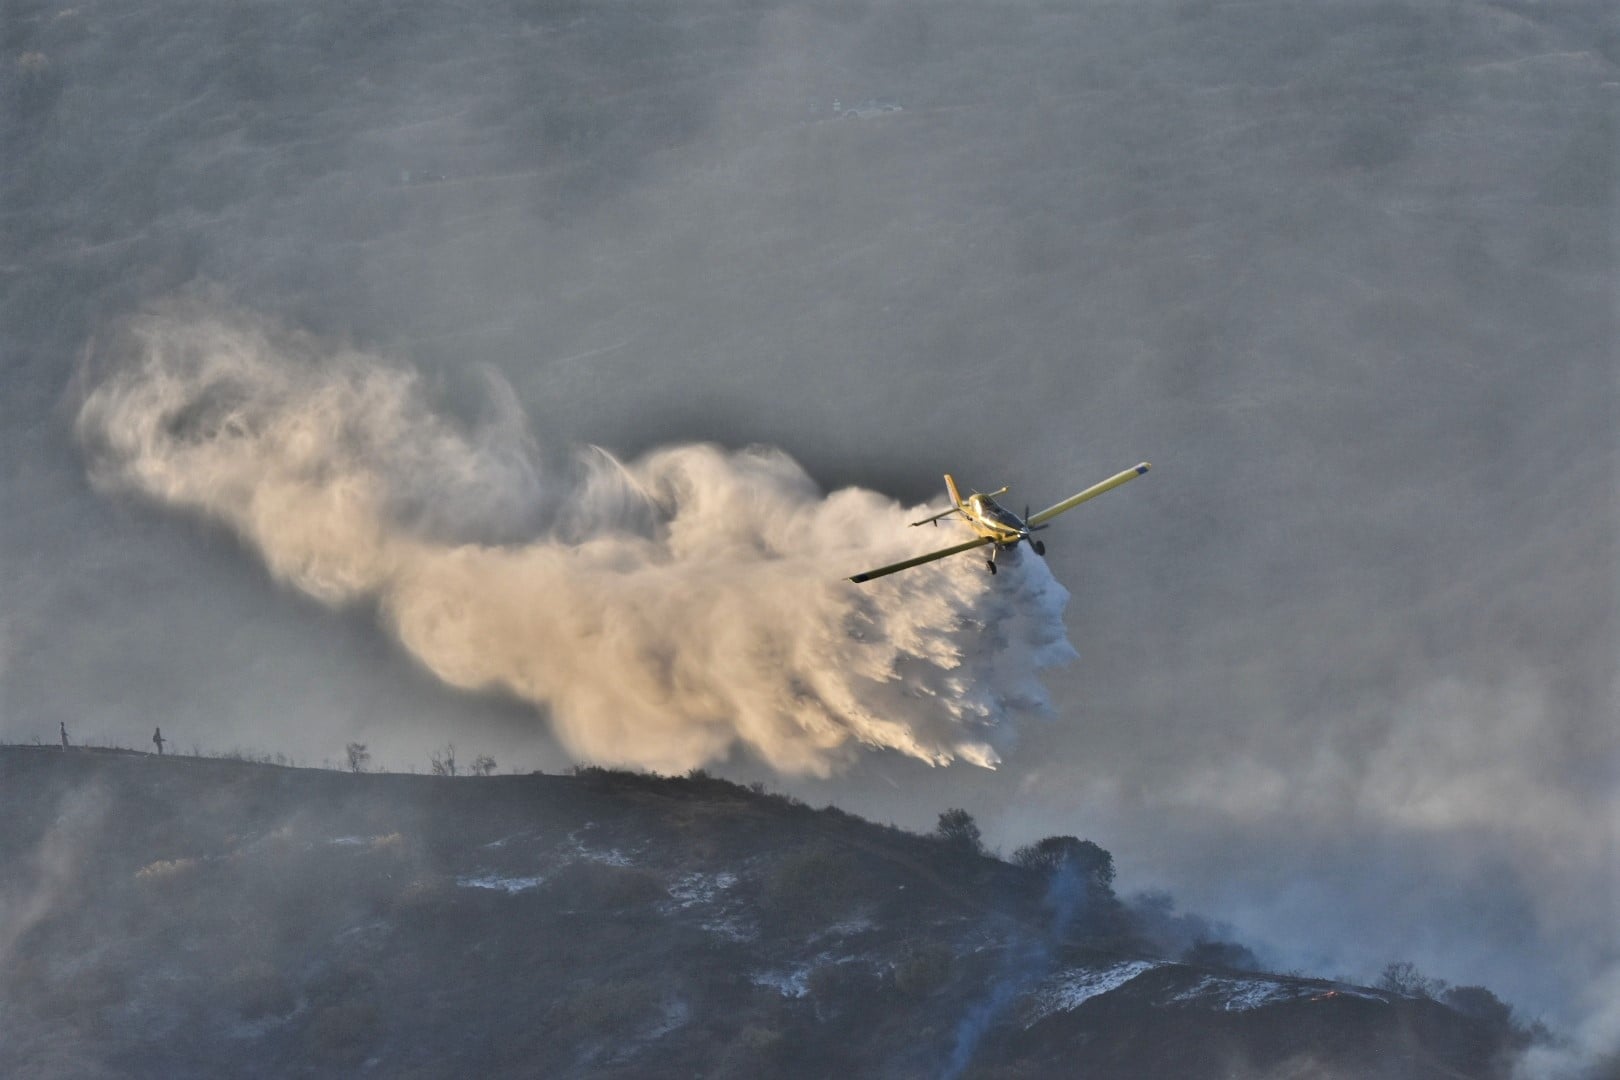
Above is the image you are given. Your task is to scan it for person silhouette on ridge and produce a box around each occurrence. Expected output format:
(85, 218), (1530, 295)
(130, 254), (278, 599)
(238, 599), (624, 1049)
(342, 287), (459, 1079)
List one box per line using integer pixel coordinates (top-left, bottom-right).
(152, 726), (165, 756)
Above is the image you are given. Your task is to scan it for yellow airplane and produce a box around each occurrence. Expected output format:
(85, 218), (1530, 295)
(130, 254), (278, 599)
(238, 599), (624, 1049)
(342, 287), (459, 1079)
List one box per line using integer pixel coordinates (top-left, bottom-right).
(849, 462), (1150, 583)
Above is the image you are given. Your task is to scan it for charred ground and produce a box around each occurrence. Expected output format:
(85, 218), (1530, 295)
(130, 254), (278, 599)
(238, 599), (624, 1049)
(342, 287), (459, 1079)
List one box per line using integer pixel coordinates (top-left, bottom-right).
(0, 747), (1533, 1078)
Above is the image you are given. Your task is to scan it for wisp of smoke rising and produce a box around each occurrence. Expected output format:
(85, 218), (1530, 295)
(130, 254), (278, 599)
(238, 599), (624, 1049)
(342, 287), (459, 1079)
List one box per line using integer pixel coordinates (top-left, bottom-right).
(75, 307), (1078, 775)
(941, 863), (1094, 1079)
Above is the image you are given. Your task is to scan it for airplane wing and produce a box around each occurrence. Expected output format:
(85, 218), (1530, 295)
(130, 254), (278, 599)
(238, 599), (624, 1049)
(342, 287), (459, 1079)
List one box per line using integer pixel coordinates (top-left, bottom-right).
(848, 536), (992, 583)
(1026, 463), (1151, 527)
(909, 506), (962, 528)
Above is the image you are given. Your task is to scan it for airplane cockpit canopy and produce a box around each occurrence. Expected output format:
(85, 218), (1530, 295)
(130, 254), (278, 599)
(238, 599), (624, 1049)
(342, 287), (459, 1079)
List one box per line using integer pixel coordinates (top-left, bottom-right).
(970, 495), (1024, 530)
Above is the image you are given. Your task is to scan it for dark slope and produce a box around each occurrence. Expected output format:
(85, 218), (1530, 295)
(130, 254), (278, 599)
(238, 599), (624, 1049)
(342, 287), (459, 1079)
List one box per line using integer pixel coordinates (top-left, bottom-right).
(0, 748), (1525, 1078)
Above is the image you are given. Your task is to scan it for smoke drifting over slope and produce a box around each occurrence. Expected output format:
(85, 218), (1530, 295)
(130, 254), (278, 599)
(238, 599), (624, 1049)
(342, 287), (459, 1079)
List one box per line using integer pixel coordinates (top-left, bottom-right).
(75, 308), (1075, 775)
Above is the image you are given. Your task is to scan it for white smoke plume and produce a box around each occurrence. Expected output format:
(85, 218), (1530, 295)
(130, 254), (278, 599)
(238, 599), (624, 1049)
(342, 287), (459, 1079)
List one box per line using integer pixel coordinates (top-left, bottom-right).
(75, 307), (1077, 775)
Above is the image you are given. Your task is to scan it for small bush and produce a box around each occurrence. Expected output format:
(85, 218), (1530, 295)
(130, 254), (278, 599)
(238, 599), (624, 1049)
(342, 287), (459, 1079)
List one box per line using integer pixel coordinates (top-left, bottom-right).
(1377, 961), (1447, 1000)
(570, 763), (646, 788)
(760, 846), (859, 928)
(715, 1023), (787, 1078)
(1181, 940), (1262, 973)
(392, 876), (455, 911)
(546, 861), (665, 910)
(807, 960), (878, 1013)
(892, 942), (953, 999)
(1441, 985), (1513, 1029)
(551, 976), (660, 1037)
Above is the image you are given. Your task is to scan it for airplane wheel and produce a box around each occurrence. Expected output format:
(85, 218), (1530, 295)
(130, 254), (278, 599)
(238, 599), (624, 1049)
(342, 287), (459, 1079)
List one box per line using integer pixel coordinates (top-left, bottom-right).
(1033, 540), (1046, 556)
(986, 560), (997, 575)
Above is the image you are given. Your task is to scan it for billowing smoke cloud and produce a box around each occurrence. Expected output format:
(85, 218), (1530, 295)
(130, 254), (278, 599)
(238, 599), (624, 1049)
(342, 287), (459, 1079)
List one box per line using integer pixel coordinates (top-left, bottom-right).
(74, 307), (1076, 776)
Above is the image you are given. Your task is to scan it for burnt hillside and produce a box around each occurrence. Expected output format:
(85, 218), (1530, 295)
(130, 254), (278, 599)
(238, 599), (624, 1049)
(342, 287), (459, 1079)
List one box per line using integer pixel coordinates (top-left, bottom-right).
(0, 747), (1528, 1078)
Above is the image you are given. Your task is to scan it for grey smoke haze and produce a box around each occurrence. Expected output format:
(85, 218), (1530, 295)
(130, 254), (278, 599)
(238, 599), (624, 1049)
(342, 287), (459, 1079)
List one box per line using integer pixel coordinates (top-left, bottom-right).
(2, 0), (1614, 1062)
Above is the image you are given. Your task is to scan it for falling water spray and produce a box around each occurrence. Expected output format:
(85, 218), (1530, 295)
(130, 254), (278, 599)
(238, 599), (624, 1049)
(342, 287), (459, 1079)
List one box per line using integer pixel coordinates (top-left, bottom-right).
(75, 306), (1080, 776)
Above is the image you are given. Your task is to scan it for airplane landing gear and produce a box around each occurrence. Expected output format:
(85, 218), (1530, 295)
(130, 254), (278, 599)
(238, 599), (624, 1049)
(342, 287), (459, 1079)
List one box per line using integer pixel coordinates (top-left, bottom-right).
(1032, 540), (1045, 556)
(986, 559), (997, 575)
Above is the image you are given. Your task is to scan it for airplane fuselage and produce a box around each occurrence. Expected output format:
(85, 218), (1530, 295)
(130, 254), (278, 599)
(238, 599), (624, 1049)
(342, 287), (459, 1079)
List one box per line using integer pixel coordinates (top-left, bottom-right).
(963, 494), (1029, 546)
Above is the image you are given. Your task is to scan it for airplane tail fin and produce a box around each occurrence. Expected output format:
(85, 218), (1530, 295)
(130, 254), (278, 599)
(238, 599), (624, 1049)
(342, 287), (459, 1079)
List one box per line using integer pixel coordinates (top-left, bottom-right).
(944, 474), (964, 508)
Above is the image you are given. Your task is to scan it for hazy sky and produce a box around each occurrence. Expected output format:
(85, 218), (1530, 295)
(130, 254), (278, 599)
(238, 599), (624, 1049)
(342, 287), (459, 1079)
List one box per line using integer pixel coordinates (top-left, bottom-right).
(3, 0), (1615, 1053)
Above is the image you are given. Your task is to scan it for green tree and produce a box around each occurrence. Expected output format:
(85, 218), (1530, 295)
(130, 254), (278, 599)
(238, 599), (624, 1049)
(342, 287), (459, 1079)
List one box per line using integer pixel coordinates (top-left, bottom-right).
(1441, 985), (1513, 1029)
(934, 808), (983, 855)
(1013, 835), (1115, 891)
(1181, 940), (1261, 972)
(1378, 961), (1447, 1000)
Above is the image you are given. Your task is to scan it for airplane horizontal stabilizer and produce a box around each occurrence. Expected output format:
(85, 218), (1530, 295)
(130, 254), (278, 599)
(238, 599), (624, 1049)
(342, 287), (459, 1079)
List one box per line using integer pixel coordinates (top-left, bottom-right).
(910, 506), (962, 528)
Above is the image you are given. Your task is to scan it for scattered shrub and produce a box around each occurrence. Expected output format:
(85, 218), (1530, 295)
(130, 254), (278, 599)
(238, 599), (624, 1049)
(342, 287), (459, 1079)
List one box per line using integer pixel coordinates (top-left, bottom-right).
(715, 1023), (788, 1078)
(1377, 961), (1447, 1000)
(892, 942), (953, 999)
(760, 846), (859, 928)
(1441, 985), (1513, 1029)
(934, 808), (983, 856)
(570, 763), (646, 787)
(1181, 940), (1262, 973)
(807, 960), (878, 1014)
(393, 876), (455, 911)
(550, 976), (660, 1037)
(546, 861), (665, 910)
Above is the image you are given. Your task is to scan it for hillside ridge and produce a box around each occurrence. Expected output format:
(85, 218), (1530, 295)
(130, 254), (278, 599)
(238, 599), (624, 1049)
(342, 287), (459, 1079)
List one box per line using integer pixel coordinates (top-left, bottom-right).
(0, 746), (1529, 1078)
